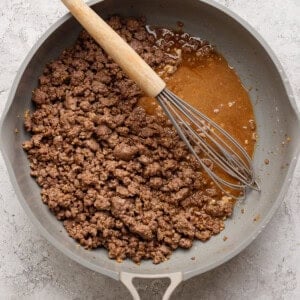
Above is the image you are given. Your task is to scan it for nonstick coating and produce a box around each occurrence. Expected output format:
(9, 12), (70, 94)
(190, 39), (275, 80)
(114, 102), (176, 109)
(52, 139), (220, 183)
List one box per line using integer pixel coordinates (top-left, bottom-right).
(1, 0), (299, 283)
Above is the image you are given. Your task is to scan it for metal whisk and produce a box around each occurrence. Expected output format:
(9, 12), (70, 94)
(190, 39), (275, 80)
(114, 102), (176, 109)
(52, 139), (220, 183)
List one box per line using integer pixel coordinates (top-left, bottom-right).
(158, 89), (259, 196)
(62, 0), (260, 197)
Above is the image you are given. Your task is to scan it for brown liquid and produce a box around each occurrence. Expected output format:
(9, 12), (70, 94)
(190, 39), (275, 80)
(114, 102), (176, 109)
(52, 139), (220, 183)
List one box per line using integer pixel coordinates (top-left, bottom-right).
(138, 50), (256, 196)
(139, 52), (255, 156)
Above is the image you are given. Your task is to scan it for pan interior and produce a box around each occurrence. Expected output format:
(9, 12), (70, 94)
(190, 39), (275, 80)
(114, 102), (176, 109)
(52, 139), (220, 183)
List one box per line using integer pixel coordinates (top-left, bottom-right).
(1, 0), (299, 279)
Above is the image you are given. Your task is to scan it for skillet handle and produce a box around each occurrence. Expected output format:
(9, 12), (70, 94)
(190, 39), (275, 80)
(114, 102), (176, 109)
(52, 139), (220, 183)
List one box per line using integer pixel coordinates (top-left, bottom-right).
(120, 272), (182, 300)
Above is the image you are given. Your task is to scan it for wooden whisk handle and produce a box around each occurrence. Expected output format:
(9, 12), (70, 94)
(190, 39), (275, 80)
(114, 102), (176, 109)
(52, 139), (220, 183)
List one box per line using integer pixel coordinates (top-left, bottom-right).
(61, 0), (166, 97)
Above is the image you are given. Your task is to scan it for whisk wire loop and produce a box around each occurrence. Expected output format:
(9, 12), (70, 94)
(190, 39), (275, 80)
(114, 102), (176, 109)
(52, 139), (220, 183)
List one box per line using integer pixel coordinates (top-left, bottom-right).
(157, 89), (259, 198)
(165, 99), (250, 183)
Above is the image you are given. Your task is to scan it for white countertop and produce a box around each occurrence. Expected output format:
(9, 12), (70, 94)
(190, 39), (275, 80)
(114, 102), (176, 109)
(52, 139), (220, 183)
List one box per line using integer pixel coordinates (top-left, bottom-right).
(0, 0), (299, 299)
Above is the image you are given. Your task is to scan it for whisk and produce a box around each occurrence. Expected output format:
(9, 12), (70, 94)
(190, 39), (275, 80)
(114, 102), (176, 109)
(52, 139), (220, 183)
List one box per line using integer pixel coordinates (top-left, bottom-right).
(62, 0), (260, 197)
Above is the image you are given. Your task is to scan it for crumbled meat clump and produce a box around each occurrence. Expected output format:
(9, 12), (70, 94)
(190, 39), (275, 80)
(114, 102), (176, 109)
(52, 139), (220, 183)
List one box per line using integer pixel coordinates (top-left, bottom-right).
(23, 16), (234, 264)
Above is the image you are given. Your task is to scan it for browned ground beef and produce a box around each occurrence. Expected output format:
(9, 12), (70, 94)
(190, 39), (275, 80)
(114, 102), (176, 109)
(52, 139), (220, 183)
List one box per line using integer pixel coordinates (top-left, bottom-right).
(23, 16), (234, 264)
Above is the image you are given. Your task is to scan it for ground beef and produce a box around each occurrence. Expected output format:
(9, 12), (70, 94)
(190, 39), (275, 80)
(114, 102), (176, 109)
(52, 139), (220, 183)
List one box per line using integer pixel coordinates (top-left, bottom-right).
(23, 16), (234, 264)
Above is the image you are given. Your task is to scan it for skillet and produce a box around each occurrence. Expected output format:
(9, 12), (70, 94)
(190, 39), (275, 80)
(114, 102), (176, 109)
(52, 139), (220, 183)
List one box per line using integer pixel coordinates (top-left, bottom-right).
(1, 0), (299, 298)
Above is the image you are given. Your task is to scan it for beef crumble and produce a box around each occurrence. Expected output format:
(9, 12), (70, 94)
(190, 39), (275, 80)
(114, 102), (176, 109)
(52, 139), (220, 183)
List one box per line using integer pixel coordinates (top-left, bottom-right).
(23, 16), (234, 264)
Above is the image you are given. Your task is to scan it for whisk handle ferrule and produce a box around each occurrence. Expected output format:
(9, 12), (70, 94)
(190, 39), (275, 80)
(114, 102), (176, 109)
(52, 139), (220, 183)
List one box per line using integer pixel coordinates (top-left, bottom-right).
(61, 0), (166, 97)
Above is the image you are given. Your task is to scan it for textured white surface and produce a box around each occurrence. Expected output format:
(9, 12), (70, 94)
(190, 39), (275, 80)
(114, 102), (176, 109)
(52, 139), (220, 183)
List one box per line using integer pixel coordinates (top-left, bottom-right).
(0, 0), (299, 299)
